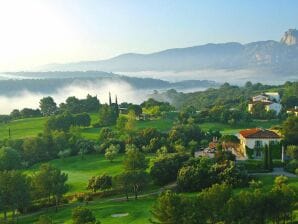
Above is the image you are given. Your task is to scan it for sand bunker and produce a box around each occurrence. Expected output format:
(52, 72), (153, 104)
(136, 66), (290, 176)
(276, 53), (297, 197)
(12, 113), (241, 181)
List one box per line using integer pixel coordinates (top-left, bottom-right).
(111, 213), (129, 218)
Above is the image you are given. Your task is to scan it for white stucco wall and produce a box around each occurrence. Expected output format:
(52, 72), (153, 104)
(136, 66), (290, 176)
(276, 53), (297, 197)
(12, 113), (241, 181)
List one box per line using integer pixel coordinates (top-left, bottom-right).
(265, 103), (282, 114)
(239, 136), (281, 158)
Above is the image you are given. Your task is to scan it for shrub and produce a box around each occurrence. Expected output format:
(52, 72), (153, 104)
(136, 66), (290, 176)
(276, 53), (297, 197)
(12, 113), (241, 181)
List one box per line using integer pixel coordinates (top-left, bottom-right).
(72, 206), (99, 224)
(150, 153), (190, 186)
(285, 159), (298, 174)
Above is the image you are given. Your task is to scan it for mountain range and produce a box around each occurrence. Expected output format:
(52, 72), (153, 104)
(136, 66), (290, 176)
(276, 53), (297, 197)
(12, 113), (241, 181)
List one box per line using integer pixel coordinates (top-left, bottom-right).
(41, 29), (298, 84)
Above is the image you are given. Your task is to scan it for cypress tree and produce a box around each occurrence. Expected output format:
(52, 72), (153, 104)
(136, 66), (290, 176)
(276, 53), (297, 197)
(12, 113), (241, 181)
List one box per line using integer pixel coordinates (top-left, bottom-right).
(267, 145), (273, 171)
(263, 145), (268, 170)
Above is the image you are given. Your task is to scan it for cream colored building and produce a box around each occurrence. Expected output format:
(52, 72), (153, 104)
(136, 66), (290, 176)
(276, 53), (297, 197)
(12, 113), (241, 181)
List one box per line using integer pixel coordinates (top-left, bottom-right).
(248, 92), (282, 115)
(239, 128), (281, 159)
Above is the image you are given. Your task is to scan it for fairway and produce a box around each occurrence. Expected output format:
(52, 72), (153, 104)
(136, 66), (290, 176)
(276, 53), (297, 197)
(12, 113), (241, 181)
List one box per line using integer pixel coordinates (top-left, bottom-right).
(199, 119), (281, 135)
(25, 154), (125, 194)
(19, 196), (156, 224)
(0, 117), (47, 140)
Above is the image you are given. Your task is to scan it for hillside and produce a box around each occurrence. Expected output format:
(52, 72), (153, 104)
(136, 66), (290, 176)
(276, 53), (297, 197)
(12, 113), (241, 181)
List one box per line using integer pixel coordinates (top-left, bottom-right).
(0, 72), (217, 96)
(40, 29), (298, 83)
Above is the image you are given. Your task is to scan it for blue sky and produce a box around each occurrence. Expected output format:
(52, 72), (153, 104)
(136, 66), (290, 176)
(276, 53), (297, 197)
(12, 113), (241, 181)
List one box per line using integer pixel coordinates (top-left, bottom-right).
(0, 0), (297, 70)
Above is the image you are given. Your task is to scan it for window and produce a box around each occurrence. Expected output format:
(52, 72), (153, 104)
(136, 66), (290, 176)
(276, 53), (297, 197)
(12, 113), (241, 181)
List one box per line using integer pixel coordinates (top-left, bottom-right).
(254, 140), (263, 149)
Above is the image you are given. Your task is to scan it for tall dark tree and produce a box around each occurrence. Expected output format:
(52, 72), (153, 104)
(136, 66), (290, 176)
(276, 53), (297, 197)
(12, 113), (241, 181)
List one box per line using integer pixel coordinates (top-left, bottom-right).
(39, 96), (58, 116)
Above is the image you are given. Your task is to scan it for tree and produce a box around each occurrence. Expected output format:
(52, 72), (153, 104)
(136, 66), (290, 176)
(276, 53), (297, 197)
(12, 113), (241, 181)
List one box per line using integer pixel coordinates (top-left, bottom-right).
(199, 184), (232, 224)
(125, 110), (136, 132)
(128, 104), (142, 117)
(76, 139), (95, 159)
(74, 113), (91, 127)
(150, 153), (190, 186)
(150, 190), (184, 224)
(45, 112), (75, 132)
(282, 116), (298, 145)
(105, 144), (119, 162)
(116, 116), (128, 131)
(225, 189), (266, 224)
(98, 127), (114, 142)
(263, 145), (269, 170)
(177, 157), (214, 192)
(87, 174), (112, 192)
(10, 109), (21, 119)
(39, 96), (58, 116)
(33, 164), (68, 211)
(286, 145), (298, 160)
(115, 172), (131, 201)
(117, 144), (149, 200)
(72, 206), (99, 224)
(22, 136), (47, 165)
(0, 171), (31, 221)
(266, 177), (297, 223)
(98, 104), (118, 126)
(123, 145), (147, 171)
(0, 147), (21, 171)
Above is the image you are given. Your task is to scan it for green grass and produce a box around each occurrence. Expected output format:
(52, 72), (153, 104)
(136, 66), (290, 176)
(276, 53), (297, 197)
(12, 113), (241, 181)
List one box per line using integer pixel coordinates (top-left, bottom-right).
(80, 117), (175, 140)
(199, 119), (281, 135)
(19, 196), (156, 224)
(25, 154), (125, 194)
(135, 119), (174, 132)
(18, 174), (298, 224)
(0, 117), (47, 140)
(25, 153), (156, 194)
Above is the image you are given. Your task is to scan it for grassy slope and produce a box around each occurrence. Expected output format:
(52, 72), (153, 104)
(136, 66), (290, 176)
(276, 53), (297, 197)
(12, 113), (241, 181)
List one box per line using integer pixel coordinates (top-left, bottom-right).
(25, 154), (125, 194)
(199, 119), (281, 135)
(20, 196), (155, 224)
(19, 175), (298, 224)
(0, 117), (46, 140)
(25, 153), (155, 195)
(0, 114), (281, 141)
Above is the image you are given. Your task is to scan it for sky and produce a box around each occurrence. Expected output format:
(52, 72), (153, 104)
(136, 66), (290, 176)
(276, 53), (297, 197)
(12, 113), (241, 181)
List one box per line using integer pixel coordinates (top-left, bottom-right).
(0, 0), (298, 71)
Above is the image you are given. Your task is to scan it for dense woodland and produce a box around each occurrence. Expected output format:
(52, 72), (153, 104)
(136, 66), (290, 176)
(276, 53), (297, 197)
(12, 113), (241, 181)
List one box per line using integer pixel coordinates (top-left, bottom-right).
(0, 81), (297, 224)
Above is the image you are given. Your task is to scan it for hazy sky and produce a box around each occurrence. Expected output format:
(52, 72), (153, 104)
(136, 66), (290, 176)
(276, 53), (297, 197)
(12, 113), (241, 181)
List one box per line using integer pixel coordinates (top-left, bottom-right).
(0, 0), (298, 71)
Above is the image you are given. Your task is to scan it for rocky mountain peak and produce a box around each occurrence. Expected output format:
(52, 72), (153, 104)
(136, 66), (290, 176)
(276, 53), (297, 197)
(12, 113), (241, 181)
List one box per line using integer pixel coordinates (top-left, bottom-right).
(280, 29), (298, 45)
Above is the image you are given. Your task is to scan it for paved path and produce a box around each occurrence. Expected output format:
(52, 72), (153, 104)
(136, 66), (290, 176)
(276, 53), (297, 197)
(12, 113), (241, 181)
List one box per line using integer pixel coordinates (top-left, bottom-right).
(251, 167), (297, 178)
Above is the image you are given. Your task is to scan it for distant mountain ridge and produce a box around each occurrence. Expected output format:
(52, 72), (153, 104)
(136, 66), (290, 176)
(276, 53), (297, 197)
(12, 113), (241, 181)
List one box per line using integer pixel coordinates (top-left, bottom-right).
(41, 29), (298, 83)
(0, 71), (218, 96)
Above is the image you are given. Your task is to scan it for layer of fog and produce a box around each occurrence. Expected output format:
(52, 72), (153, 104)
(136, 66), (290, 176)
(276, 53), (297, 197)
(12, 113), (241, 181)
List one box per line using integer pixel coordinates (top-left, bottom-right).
(0, 80), (154, 114)
(119, 69), (297, 85)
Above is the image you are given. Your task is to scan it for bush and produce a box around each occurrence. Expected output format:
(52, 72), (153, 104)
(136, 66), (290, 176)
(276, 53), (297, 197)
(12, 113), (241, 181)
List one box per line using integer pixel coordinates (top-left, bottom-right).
(150, 153), (190, 186)
(72, 206), (98, 224)
(285, 159), (298, 174)
(240, 160), (270, 173)
(36, 215), (52, 224)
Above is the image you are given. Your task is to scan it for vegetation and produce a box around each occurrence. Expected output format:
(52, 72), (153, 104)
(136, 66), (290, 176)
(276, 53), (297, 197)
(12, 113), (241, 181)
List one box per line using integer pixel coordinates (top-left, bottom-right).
(0, 81), (297, 224)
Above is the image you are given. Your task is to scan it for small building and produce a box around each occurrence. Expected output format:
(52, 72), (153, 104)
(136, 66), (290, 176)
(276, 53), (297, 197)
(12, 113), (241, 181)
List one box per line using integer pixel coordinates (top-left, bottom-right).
(286, 106), (298, 116)
(248, 92), (282, 115)
(238, 128), (281, 159)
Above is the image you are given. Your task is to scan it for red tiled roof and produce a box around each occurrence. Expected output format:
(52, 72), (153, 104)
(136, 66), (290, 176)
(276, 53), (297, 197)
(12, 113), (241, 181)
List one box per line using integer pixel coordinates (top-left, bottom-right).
(239, 128), (281, 139)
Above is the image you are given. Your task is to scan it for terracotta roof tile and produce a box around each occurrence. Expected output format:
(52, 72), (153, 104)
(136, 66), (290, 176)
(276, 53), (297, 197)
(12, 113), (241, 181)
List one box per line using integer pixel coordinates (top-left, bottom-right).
(239, 128), (281, 139)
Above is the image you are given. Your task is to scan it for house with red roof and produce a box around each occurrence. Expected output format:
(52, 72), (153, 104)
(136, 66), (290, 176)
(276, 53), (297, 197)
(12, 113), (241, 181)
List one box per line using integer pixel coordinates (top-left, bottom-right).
(239, 128), (281, 159)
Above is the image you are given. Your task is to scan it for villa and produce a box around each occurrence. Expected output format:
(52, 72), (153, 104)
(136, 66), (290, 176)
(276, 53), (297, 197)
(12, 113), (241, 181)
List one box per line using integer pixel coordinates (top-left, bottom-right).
(248, 92), (282, 115)
(238, 128), (281, 159)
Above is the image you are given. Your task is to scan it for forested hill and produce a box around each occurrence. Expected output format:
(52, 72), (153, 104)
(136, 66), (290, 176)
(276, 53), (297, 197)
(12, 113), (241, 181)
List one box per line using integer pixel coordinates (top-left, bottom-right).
(0, 72), (217, 96)
(151, 81), (298, 110)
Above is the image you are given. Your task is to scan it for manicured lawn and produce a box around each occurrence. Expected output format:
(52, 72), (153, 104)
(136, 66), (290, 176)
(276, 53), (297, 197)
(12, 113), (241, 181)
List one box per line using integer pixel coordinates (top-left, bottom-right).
(25, 153), (156, 194)
(0, 117), (47, 140)
(135, 119), (174, 132)
(25, 154), (125, 194)
(199, 119), (281, 135)
(19, 196), (156, 224)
